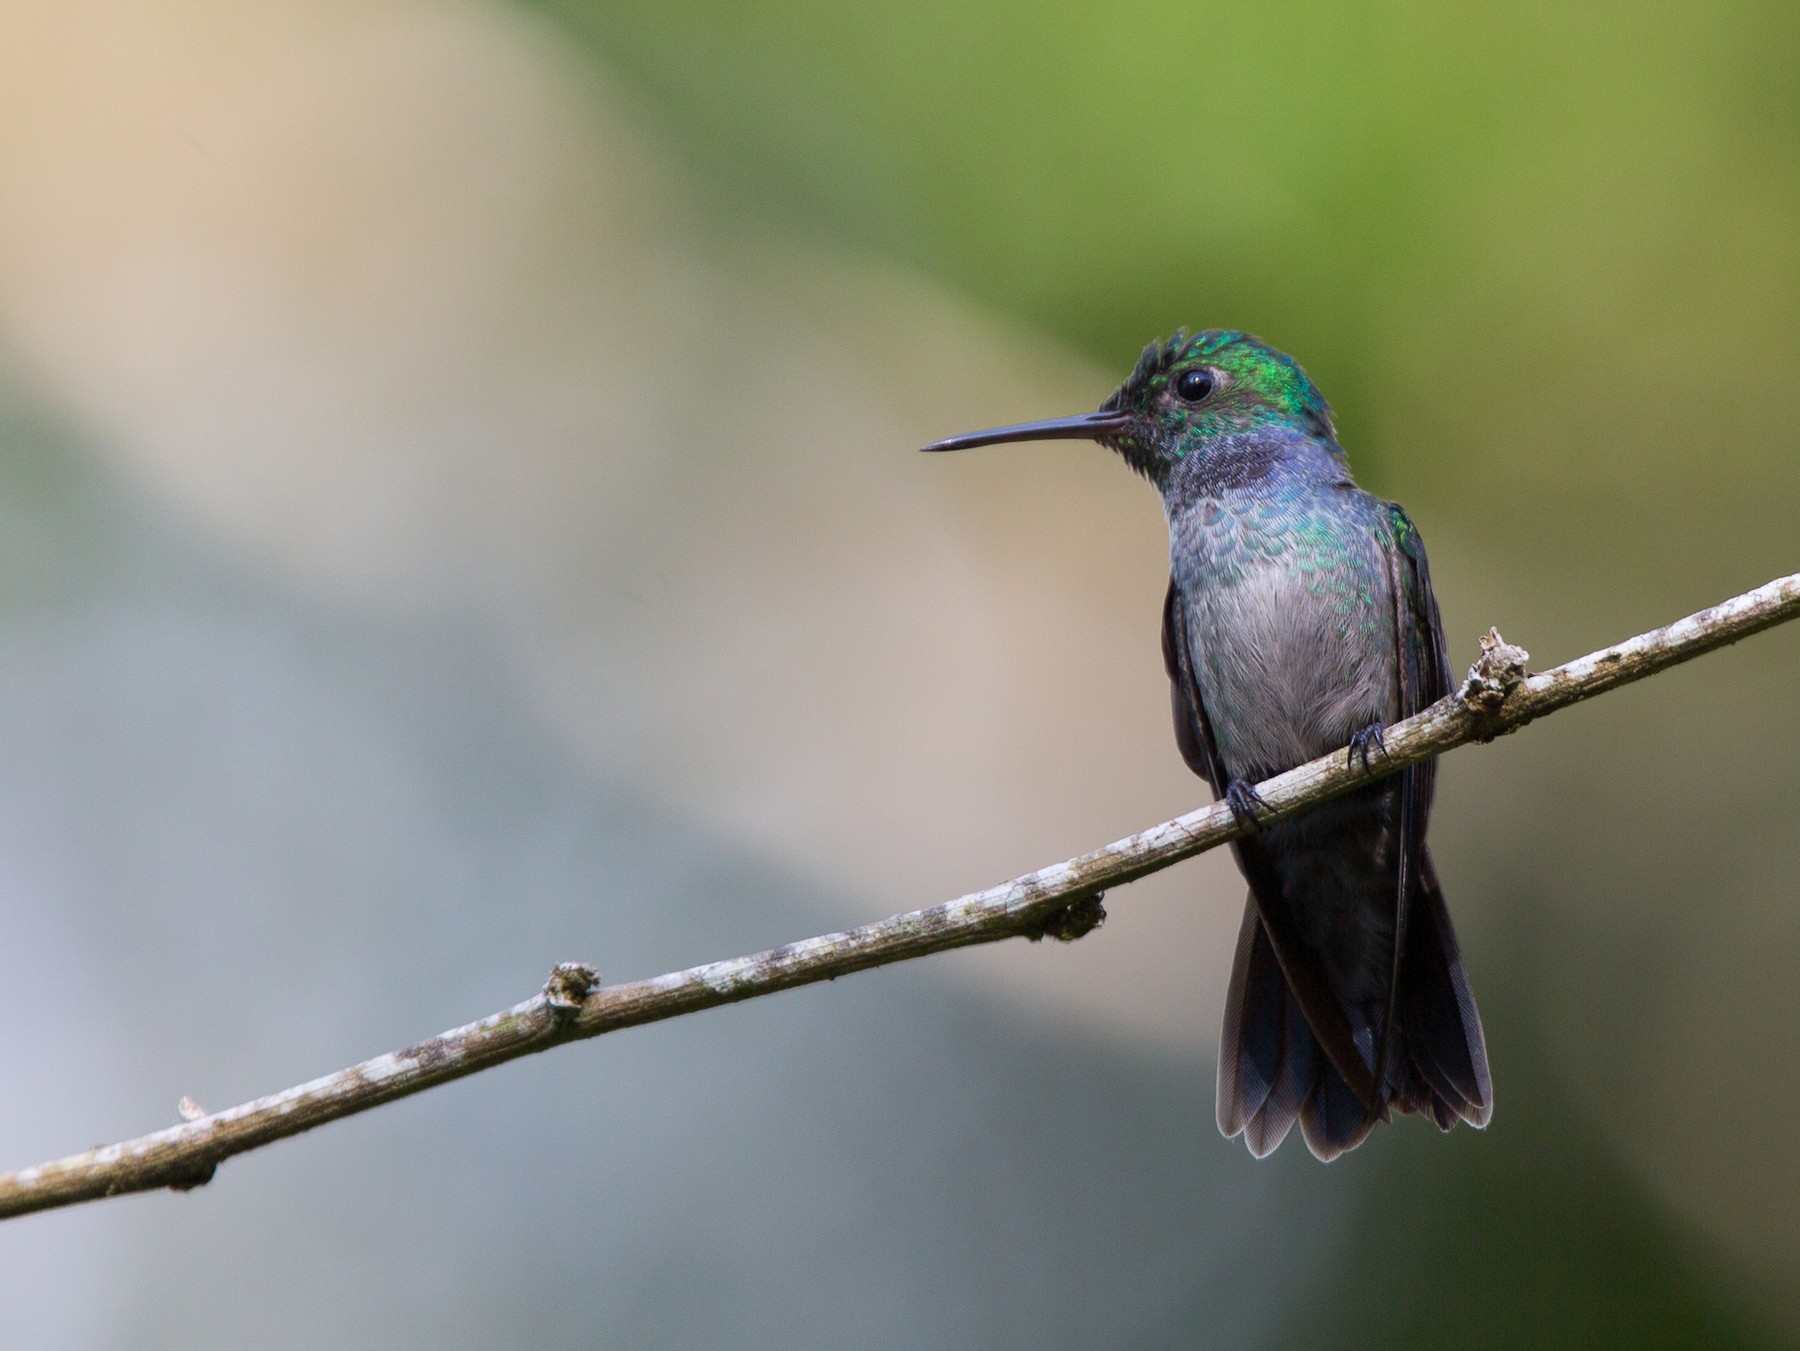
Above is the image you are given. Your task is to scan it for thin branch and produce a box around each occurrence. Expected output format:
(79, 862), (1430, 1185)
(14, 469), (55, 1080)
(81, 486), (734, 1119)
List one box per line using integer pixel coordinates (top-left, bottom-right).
(2, 571), (1797, 1221)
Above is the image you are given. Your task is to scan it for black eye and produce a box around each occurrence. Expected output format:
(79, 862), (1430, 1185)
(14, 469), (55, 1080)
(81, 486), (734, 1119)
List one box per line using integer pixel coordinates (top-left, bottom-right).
(1175, 368), (1215, 404)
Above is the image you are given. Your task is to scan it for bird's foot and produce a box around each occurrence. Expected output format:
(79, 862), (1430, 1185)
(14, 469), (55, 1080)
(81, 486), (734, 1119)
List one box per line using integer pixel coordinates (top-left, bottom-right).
(1347, 721), (1387, 772)
(1224, 780), (1270, 832)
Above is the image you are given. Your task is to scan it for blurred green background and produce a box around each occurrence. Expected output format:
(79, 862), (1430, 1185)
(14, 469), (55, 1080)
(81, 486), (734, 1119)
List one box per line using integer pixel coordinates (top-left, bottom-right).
(0, 1), (1796, 1346)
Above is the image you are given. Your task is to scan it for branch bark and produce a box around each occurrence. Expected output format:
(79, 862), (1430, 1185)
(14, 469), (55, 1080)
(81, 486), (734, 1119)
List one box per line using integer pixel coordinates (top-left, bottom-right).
(2, 570), (1797, 1221)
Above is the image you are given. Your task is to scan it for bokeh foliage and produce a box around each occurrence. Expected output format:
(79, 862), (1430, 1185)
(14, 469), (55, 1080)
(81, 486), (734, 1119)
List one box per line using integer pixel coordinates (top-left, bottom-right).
(533, 0), (1800, 502)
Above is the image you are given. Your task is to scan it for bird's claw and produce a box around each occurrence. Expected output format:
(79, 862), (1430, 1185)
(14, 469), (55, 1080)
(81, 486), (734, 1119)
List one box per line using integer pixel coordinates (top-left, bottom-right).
(1348, 722), (1387, 772)
(1224, 779), (1270, 831)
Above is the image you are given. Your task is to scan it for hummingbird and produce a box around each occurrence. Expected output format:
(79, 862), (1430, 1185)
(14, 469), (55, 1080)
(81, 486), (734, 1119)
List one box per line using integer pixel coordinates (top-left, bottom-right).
(924, 330), (1492, 1160)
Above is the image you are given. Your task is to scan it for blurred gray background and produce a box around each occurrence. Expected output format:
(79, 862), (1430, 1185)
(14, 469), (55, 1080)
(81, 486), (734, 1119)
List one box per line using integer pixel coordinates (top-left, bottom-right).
(0, 1), (1796, 1346)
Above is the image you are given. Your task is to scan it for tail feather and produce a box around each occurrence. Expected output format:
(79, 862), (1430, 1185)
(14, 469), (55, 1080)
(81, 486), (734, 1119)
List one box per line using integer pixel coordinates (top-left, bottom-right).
(1300, 1060), (1378, 1161)
(1217, 902), (1284, 1132)
(1397, 856), (1493, 1128)
(1218, 903), (1315, 1157)
(1242, 1018), (1311, 1158)
(1217, 859), (1492, 1160)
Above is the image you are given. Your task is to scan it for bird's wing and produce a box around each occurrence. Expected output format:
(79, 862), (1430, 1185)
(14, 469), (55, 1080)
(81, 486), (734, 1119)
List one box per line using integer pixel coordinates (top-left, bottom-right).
(1370, 503), (1453, 1103)
(1384, 503), (1452, 798)
(1160, 579), (1222, 792)
(1163, 579), (1379, 1109)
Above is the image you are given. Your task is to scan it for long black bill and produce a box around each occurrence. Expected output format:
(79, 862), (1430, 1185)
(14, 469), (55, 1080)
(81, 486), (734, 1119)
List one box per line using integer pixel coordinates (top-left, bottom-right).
(921, 409), (1128, 453)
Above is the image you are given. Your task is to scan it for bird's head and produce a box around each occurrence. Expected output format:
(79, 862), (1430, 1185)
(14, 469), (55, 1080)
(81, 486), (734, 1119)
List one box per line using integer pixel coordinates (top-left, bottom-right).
(924, 330), (1336, 489)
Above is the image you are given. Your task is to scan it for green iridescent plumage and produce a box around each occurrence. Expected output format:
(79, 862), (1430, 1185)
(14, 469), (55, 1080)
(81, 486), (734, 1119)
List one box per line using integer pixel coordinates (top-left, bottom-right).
(1101, 328), (1336, 463)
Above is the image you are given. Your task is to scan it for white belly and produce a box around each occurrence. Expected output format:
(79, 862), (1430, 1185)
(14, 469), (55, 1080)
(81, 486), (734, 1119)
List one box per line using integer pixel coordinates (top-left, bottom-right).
(1186, 558), (1396, 780)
